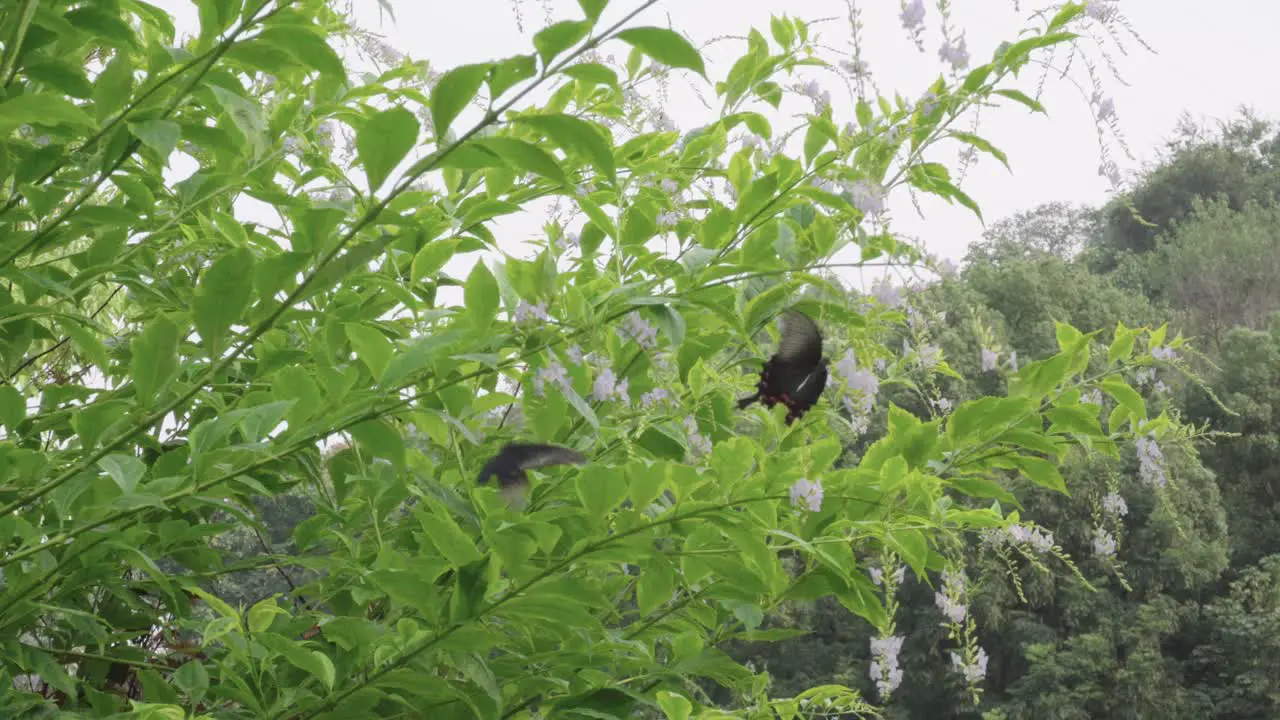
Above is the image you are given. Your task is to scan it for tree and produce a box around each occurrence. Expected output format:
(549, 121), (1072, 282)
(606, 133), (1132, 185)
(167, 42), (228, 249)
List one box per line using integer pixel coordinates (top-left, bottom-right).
(0, 1), (1176, 717)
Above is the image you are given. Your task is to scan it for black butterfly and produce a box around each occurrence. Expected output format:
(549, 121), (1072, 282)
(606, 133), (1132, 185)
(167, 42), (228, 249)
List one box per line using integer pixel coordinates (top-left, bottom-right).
(737, 309), (829, 424)
(476, 442), (587, 507)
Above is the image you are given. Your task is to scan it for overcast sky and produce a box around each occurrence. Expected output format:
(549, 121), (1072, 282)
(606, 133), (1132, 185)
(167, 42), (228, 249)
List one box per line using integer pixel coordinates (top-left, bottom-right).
(154, 0), (1280, 285)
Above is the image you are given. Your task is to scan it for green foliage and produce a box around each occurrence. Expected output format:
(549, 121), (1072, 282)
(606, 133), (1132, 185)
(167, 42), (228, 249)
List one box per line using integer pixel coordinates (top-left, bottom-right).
(0, 0), (1185, 718)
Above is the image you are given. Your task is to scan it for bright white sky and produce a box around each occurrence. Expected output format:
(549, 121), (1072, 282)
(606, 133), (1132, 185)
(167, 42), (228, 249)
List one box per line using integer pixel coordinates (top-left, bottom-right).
(155, 0), (1280, 287)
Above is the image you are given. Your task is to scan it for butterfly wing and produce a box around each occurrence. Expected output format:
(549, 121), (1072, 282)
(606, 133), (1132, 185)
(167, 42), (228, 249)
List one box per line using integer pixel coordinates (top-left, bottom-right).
(789, 361), (829, 413)
(476, 442), (586, 488)
(766, 310), (825, 395)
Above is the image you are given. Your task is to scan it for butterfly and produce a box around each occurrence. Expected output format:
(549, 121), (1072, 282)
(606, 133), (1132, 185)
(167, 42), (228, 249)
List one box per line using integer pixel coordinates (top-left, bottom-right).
(476, 442), (587, 508)
(737, 309), (829, 424)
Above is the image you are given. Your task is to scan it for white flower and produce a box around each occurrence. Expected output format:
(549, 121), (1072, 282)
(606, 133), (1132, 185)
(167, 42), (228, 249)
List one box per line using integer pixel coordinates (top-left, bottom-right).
(514, 301), (549, 324)
(848, 179), (887, 219)
(1102, 492), (1128, 517)
(1092, 527), (1117, 558)
(789, 478), (824, 512)
(900, 0), (926, 32)
(938, 35), (970, 70)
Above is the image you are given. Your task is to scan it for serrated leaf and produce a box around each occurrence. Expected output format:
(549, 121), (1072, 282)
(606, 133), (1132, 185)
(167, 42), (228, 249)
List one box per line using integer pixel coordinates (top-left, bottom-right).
(357, 106), (419, 192)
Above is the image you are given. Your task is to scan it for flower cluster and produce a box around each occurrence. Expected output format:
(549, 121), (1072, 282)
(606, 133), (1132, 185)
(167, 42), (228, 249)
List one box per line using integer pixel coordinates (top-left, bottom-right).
(934, 569), (969, 625)
(790, 478), (824, 513)
(950, 646), (989, 684)
(1136, 434), (1167, 488)
(869, 634), (905, 700)
(684, 417), (712, 458)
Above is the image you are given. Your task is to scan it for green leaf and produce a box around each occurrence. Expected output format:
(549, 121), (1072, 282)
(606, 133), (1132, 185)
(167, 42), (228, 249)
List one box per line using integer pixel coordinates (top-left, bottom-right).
(950, 130), (1009, 169)
(193, 248), (254, 358)
(128, 119), (180, 158)
(357, 106), (420, 192)
(252, 25), (346, 78)
(616, 27), (707, 77)
(514, 113), (616, 182)
(577, 0), (607, 22)
(431, 62), (492, 141)
(533, 20), (591, 68)
(0, 386), (25, 430)
(1047, 404), (1103, 437)
(993, 88), (1046, 113)
(59, 317), (111, 370)
(948, 476), (1019, 505)
(411, 239), (460, 284)
(418, 505), (484, 567)
(172, 660), (209, 700)
(634, 558), (675, 614)
(884, 529), (929, 580)
(98, 454), (146, 494)
(1108, 323), (1137, 364)
(380, 331), (458, 387)
(1100, 377), (1145, 422)
(735, 172), (779, 226)
(464, 261), (500, 329)
(272, 366), (323, 427)
(21, 57), (95, 98)
(345, 323), (394, 380)
(487, 54), (537, 98)
(476, 137), (566, 184)
(209, 85), (267, 155)
(0, 93), (96, 132)
(131, 315), (181, 406)
(1011, 454), (1068, 494)
(248, 596), (284, 634)
(562, 382), (599, 430)
(575, 464), (627, 518)
(561, 63), (619, 91)
(351, 419), (406, 467)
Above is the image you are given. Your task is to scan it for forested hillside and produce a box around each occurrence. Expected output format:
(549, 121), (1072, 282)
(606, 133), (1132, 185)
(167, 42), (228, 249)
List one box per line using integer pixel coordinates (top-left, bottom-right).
(725, 115), (1280, 719)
